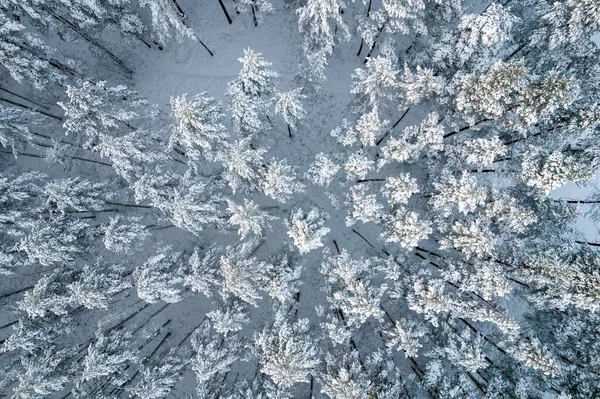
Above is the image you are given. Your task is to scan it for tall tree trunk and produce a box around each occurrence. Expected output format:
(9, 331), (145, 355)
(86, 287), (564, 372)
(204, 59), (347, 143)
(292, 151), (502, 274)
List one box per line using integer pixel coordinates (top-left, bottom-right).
(218, 0), (233, 24)
(104, 201), (153, 209)
(0, 87), (50, 110)
(251, 5), (258, 26)
(0, 97), (63, 121)
(0, 150), (113, 166)
(50, 13), (133, 76)
(356, 0), (373, 56)
(193, 34), (215, 56)
(443, 118), (491, 139)
(356, 178), (385, 183)
(0, 284), (35, 300)
(171, 0), (185, 16)
(376, 106), (411, 145)
(364, 20), (387, 63)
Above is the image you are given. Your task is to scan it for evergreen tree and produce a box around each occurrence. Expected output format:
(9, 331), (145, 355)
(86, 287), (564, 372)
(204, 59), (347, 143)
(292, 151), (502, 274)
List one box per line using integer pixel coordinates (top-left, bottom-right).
(304, 153), (340, 187)
(273, 88), (307, 137)
(133, 247), (184, 303)
(261, 159), (305, 203)
(130, 349), (186, 399)
(170, 93), (228, 162)
(226, 198), (276, 239)
(228, 48), (278, 136)
(253, 310), (320, 387)
(0, 105), (39, 157)
(285, 207), (330, 254)
(296, 0), (350, 83)
(216, 136), (266, 193)
(80, 328), (138, 384)
(0, 12), (75, 89)
(238, 0), (275, 26)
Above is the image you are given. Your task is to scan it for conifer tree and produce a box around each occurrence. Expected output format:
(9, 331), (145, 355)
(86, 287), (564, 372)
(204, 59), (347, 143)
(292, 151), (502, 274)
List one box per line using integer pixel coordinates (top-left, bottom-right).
(170, 93), (228, 162)
(285, 207), (330, 254)
(253, 310), (320, 388)
(296, 0), (350, 83)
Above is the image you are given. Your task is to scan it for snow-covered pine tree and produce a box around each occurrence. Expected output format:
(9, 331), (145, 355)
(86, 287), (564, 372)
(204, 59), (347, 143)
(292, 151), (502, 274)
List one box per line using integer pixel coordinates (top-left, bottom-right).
(219, 239), (269, 306)
(42, 177), (106, 213)
(102, 215), (151, 254)
(320, 249), (386, 326)
(431, 171), (487, 217)
(159, 174), (225, 235)
(263, 254), (303, 303)
(227, 48), (278, 136)
(296, 0), (350, 83)
(304, 153), (340, 187)
(10, 349), (71, 399)
(439, 220), (495, 259)
(67, 261), (132, 309)
(285, 207), (330, 254)
(182, 245), (221, 298)
(351, 56), (399, 111)
(191, 321), (242, 389)
(138, 0), (195, 44)
(0, 12), (75, 89)
(273, 88), (307, 137)
(216, 135), (266, 193)
(206, 300), (249, 335)
(129, 349), (186, 399)
(380, 207), (432, 248)
(226, 198), (277, 239)
(170, 93), (228, 162)
(381, 173), (419, 205)
(133, 247), (184, 303)
(344, 184), (383, 226)
(59, 81), (157, 149)
(16, 217), (88, 267)
(0, 105), (39, 157)
(80, 328), (138, 384)
(261, 159), (305, 203)
(253, 309), (319, 388)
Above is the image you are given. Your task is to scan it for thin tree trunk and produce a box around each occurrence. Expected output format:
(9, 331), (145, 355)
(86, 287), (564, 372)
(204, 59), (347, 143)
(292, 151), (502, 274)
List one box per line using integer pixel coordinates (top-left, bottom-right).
(0, 97), (63, 121)
(352, 229), (375, 249)
(218, 0), (233, 24)
(575, 241), (600, 247)
(333, 239), (340, 254)
(112, 303), (151, 330)
(504, 42), (525, 62)
(443, 118), (491, 139)
(50, 13), (133, 75)
(376, 106), (411, 145)
(251, 5), (258, 26)
(0, 87), (50, 110)
(0, 150), (113, 167)
(193, 34), (214, 56)
(356, 178), (385, 183)
(171, 0), (185, 16)
(0, 319), (18, 330)
(356, 0), (373, 56)
(364, 19), (387, 63)
(0, 285), (35, 300)
(104, 201), (153, 209)
(559, 199), (600, 204)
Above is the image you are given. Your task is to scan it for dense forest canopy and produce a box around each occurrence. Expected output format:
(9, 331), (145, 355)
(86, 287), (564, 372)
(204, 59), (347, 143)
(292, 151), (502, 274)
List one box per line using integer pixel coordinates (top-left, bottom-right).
(1, 0), (600, 398)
